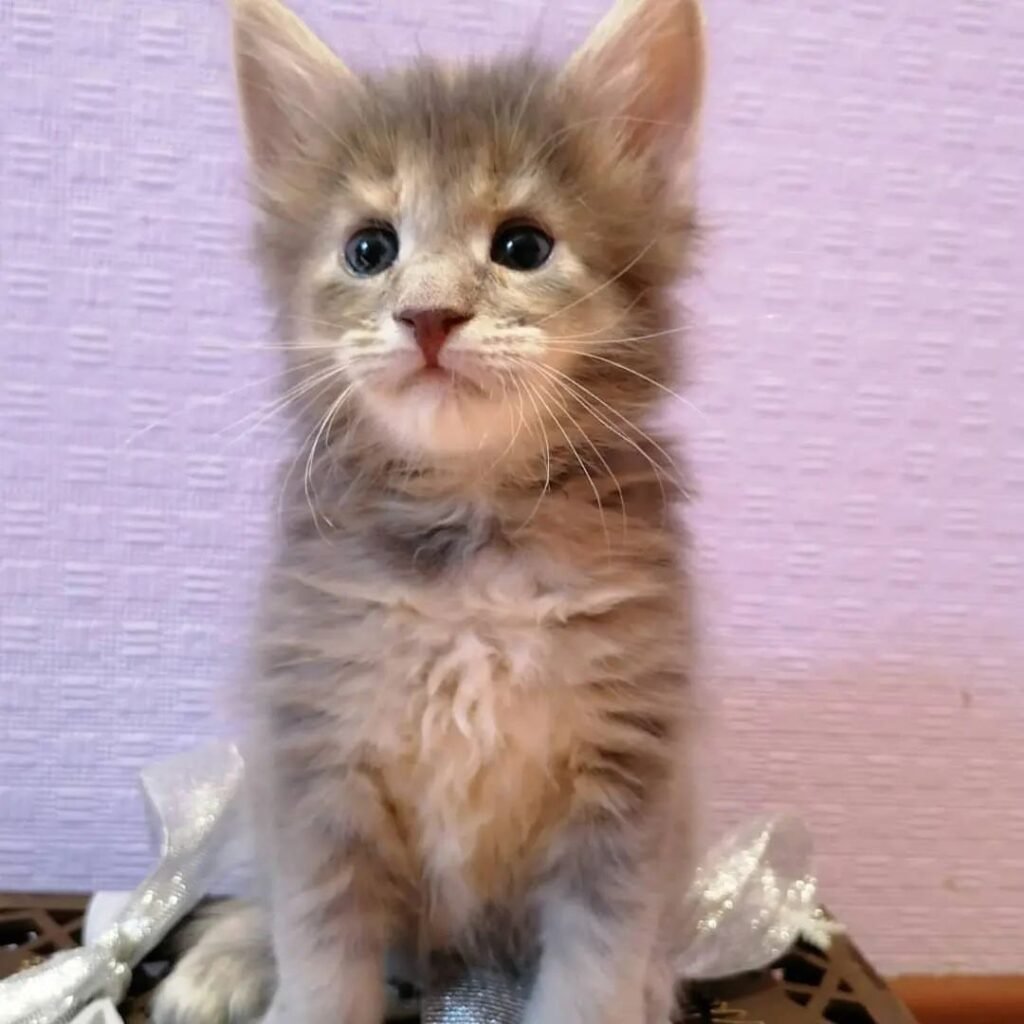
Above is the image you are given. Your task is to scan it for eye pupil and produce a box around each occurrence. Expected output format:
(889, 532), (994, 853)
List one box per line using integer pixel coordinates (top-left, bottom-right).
(491, 223), (553, 271)
(344, 225), (399, 276)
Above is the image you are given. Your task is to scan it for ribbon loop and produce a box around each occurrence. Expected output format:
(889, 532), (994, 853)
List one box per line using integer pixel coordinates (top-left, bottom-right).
(674, 815), (837, 982)
(0, 743), (245, 1024)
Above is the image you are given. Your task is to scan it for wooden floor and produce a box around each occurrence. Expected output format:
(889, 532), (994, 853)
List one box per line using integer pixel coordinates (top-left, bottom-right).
(893, 976), (1024, 1024)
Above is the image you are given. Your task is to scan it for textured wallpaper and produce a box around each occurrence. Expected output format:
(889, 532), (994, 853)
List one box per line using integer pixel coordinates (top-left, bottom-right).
(1, 0), (1022, 974)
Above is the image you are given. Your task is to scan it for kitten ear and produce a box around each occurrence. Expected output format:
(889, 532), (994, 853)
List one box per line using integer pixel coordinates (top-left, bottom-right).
(230, 0), (359, 177)
(562, 0), (706, 167)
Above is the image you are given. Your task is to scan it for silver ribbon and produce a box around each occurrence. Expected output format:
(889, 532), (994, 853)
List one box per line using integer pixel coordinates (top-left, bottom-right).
(422, 965), (529, 1024)
(0, 743), (834, 1024)
(67, 1000), (123, 1024)
(674, 814), (838, 982)
(0, 742), (245, 1024)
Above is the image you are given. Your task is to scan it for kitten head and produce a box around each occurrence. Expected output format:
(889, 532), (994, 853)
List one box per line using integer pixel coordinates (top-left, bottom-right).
(231, 0), (704, 471)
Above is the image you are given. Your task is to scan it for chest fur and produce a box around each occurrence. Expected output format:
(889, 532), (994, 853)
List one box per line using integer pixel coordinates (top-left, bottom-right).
(269, 538), (674, 932)
(383, 641), (576, 934)
(345, 549), (657, 923)
(369, 556), (590, 924)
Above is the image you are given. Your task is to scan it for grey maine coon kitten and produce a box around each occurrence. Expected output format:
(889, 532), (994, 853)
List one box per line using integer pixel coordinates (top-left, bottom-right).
(154, 0), (706, 1021)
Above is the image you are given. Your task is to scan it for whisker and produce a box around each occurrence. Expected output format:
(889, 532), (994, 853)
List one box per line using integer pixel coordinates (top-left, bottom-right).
(216, 363), (347, 446)
(303, 382), (358, 538)
(529, 238), (658, 328)
(258, 340), (347, 353)
(515, 380), (554, 534)
(118, 355), (330, 450)
(527, 365), (628, 534)
(290, 314), (370, 331)
(276, 396), (334, 534)
(220, 371), (350, 456)
(543, 321), (690, 347)
(528, 361), (676, 509)
(486, 372), (530, 473)
(543, 347), (704, 419)
(531, 361), (681, 473)
(558, 287), (651, 341)
(526, 377), (610, 550)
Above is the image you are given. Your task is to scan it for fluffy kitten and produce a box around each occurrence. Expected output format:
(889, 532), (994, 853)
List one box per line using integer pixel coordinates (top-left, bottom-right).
(154, 0), (705, 1022)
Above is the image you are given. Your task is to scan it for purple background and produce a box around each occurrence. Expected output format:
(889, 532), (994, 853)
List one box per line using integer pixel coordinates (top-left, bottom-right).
(2, 0), (1023, 973)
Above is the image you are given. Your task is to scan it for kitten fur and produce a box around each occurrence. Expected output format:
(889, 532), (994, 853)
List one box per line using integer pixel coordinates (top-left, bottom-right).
(153, 0), (705, 1022)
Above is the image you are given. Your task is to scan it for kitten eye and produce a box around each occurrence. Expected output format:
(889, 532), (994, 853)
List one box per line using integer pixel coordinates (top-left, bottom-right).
(490, 222), (553, 272)
(343, 224), (399, 276)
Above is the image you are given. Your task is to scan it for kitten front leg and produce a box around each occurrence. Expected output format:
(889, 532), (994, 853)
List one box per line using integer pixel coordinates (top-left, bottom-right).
(527, 796), (676, 1024)
(526, 716), (682, 1024)
(265, 849), (390, 1024)
(260, 765), (408, 1024)
(527, 899), (653, 1024)
(527, 831), (661, 1024)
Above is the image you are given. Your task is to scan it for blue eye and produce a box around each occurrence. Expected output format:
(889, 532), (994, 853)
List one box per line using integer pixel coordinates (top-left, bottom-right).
(490, 222), (554, 271)
(344, 225), (399, 276)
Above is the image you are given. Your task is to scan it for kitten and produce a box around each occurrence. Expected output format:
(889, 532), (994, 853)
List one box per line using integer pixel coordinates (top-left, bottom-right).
(153, 0), (705, 1022)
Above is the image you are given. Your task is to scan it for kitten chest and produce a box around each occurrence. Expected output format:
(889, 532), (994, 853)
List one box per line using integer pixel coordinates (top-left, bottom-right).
(371, 550), (594, 936)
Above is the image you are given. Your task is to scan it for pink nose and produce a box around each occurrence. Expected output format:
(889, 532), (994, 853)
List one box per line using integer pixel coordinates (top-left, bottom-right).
(395, 307), (473, 367)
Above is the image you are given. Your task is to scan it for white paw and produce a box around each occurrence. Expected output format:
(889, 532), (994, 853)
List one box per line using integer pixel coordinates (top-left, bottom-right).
(151, 942), (273, 1024)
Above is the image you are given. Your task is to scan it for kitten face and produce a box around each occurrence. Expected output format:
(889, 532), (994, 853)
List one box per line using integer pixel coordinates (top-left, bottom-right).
(234, 0), (705, 467)
(285, 65), (687, 461)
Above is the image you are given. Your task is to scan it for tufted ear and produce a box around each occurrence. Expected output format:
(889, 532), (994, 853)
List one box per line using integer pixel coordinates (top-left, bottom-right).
(562, 0), (706, 171)
(230, 0), (361, 178)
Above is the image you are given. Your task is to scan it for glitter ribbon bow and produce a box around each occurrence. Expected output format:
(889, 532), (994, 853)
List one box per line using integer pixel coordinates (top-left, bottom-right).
(0, 743), (835, 1024)
(0, 743), (245, 1024)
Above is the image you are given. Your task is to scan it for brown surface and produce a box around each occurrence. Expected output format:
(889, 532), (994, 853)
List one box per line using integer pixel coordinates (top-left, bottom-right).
(687, 932), (920, 1023)
(12, 891), (1014, 1024)
(892, 976), (1024, 1024)
(0, 891), (87, 976)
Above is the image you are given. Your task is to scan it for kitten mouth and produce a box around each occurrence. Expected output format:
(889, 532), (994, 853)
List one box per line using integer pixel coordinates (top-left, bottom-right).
(408, 365), (456, 386)
(402, 363), (488, 397)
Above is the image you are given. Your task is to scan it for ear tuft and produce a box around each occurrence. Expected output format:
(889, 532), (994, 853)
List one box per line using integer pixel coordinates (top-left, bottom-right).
(562, 0), (706, 168)
(230, 0), (358, 178)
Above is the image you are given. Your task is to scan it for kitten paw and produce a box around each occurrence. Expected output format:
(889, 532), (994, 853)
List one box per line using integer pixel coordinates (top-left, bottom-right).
(151, 946), (273, 1024)
(151, 903), (274, 1024)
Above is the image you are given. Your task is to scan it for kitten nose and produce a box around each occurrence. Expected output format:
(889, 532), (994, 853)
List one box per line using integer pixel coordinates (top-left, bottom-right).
(394, 307), (473, 367)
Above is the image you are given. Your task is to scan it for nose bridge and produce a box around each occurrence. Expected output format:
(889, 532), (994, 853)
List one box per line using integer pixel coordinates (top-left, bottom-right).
(394, 249), (476, 317)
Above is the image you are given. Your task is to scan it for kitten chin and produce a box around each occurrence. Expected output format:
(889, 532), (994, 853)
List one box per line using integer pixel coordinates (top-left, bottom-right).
(357, 363), (528, 462)
(155, 0), (706, 1023)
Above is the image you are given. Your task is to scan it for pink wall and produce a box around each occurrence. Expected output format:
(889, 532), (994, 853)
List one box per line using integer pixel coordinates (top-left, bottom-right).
(690, 0), (1024, 972)
(1, 0), (1022, 974)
